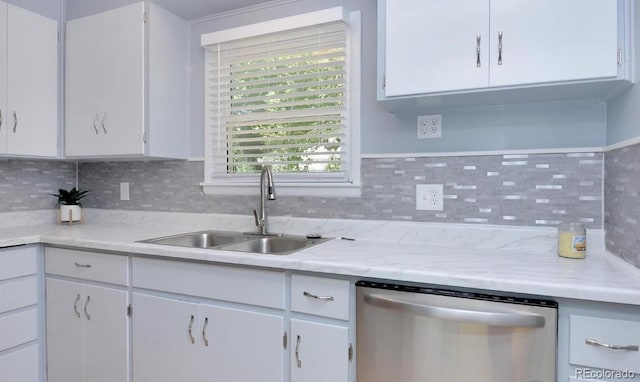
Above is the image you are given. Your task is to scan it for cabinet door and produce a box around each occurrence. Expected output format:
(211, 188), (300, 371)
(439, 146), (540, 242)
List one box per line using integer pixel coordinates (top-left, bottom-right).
(290, 319), (349, 382)
(84, 285), (129, 382)
(0, 1), (7, 153)
(201, 305), (284, 382)
(384, 0), (489, 96)
(98, 3), (144, 156)
(65, 12), (103, 157)
(6, 5), (57, 157)
(489, 0), (618, 87)
(0, 344), (40, 382)
(132, 293), (201, 382)
(46, 278), (85, 382)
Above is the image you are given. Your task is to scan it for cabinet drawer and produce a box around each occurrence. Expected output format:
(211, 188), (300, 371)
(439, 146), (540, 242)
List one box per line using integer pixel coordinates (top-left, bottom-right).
(0, 307), (38, 352)
(45, 247), (129, 285)
(0, 277), (38, 313)
(132, 257), (285, 309)
(570, 315), (640, 373)
(0, 344), (40, 382)
(0, 247), (37, 280)
(291, 274), (350, 320)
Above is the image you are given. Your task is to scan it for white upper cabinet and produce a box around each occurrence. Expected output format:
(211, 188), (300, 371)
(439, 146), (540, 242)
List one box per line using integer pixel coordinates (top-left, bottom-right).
(65, 2), (188, 159)
(384, 0), (490, 96)
(380, 0), (627, 101)
(0, 2), (58, 157)
(489, 0), (618, 87)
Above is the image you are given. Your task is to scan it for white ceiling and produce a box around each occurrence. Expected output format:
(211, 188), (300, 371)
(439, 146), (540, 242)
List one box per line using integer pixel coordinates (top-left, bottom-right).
(66, 0), (278, 21)
(149, 0), (275, 20)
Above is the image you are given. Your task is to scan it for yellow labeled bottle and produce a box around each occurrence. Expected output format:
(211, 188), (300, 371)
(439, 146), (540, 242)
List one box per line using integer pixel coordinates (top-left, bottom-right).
(558, 223), (587, 259)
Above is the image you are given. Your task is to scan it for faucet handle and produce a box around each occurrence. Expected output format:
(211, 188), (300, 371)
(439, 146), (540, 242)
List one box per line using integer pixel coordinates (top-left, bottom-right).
(253, 209), (262, 228)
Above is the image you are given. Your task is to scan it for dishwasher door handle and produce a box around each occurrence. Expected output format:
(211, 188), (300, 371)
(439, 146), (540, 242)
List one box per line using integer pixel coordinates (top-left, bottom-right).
(364, 293), (546, 328)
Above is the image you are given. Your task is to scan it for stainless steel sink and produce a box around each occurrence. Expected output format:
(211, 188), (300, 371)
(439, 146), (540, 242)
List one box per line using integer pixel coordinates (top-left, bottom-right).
(220, 236), (316, 255)
(138, 230), (245, 249)
(138, 231), (329, 255)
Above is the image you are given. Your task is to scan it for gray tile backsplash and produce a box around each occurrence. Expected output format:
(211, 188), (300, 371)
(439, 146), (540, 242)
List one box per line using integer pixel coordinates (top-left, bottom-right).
(0, 160), (76, 211)
(605, 143), (640, 268)
(78, 152), (603, 229)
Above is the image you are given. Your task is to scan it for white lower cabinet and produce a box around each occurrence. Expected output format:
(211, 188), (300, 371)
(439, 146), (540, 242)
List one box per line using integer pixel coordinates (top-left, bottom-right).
(290, 319), (349, 382)
(46, 278), (129, 382)
(0, 246), (40, 382)
(0, 344), (40, 382)
(132, 293), (285, 382)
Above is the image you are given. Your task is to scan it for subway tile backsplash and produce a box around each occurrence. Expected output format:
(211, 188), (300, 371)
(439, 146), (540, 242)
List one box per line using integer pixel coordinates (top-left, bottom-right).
(79, 152), (603, 229)
(0, 160), (76, 212)
(604, 143), (640, 268)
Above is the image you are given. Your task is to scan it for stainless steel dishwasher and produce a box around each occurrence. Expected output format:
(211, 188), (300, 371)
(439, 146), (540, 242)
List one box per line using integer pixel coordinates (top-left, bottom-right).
(356, 281), (557, 382)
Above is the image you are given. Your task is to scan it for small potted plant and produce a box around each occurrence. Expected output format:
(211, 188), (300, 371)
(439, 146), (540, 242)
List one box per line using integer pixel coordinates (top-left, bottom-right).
(50, 187), (90, 223)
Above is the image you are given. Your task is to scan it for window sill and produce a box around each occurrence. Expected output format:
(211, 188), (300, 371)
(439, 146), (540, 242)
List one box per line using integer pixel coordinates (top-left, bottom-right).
(201, 182), (361, 198)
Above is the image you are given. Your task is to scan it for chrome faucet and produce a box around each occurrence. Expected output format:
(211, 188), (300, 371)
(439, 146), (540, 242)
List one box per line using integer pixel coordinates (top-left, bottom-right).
(253, 165), (276, 235)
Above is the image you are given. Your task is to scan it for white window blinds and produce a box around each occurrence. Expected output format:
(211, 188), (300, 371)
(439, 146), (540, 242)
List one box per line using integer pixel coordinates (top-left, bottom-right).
(204, 21), (350, 182)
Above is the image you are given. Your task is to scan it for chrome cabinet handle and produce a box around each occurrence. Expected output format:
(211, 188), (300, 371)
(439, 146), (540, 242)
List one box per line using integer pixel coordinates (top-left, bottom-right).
(303, 291), (334, 301)
(476, 35), (481, 67)
(74, 262), (92, 268)
(101, 113), (107, 134)
(364, 293), (545, 328)
(295, 335), (302, 368)
(188, 315), (195, 344)
(84, 296), (91, 320)
(202, 317), (209, 347)
(498, 31), (503, 65)
(586, 338), (639, 351)
(93, 113), (100, 135)
(73, 293), (81, 318)
(12, 111), (17, 133)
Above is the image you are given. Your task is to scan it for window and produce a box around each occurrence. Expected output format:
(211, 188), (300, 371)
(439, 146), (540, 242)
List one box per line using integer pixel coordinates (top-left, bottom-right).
(201, 8), (361, 196)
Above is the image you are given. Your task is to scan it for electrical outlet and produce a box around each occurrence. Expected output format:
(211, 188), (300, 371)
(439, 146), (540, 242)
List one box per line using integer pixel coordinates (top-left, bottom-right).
(416, 184), (444, 211)
(417, 114), (442, 139)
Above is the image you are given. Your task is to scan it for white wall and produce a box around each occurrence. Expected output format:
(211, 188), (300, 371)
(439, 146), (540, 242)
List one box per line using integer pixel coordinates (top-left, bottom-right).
(607, 1), (640, 145)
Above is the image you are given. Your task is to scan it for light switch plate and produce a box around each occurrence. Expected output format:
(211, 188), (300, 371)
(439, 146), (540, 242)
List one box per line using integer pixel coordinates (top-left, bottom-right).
(416, 184), (443, 211)
(120, 182), (130, 201)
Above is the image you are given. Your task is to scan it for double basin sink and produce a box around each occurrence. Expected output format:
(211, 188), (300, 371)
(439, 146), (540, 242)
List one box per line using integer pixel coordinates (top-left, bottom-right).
(138, 230), (329, 255)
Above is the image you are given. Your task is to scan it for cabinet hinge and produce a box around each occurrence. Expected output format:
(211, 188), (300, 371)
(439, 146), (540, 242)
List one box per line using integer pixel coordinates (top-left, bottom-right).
(348, 343), (353, 362)
(283, 332), (288, 349)
(143, 11), (148, 24)
(617, 47), (622, 66)
(127, 304), (132, 317)
(382, 73), (386, 90)
(143, 131), (148, 144)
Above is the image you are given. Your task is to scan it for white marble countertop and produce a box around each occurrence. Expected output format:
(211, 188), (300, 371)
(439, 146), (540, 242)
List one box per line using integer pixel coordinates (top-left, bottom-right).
(2, 209), (640, 306)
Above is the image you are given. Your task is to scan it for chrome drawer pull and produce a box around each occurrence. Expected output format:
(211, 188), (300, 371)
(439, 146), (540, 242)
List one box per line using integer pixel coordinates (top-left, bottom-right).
(295, 335), (302, 368)
(586, 338), (639, 351)
(12, 111), (17, 132)
(84, 296), (91, 320)
(476, 35), (481, 67)
(202, 317), (209, 347)
(93, 114), (100, 135)
(303, 291), (334, 301)
(188, 315), (195, 344)
(73, 293), (81, 318)
(498, 31), (503, 65)
(74, 262), (92, 268)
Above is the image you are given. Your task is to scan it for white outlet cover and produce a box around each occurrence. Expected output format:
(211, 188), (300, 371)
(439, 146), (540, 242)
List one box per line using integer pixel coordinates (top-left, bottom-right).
(417, 114), (442, 139)
(416, 184), (444, 211)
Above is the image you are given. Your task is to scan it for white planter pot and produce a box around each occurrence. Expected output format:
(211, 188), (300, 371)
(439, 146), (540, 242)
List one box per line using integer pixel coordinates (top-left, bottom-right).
(60, 205), (82, 222)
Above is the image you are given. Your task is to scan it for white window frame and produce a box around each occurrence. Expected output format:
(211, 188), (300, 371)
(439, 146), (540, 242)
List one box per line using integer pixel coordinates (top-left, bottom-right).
(200, 7), (361, 197)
